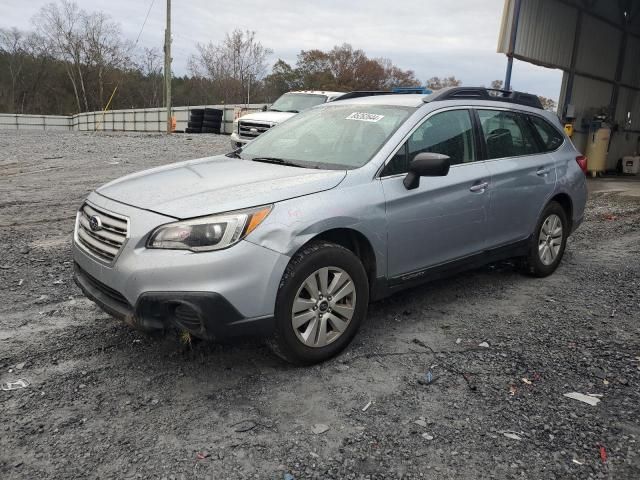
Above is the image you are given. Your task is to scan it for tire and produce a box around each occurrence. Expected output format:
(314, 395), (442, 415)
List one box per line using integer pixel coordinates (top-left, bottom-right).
(203, 116), (222, 125)
(268, 241), (369, 365)
(202, 120), (222, 129)
(201, 127), (220, 134)
(204, 108), (223, 118)
(187, 121), (203, 129)
(189, 109), (204, 116)
(524, 201), (568, 277)
(185, 127), (201, 134)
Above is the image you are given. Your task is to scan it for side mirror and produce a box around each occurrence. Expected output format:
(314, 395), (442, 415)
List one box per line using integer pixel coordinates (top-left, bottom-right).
(403, 152), (450, 190)
(262, 105), (268, 112)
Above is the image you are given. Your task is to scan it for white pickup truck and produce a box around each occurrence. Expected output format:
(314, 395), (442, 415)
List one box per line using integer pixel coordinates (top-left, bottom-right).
(230, 90), (345, 149)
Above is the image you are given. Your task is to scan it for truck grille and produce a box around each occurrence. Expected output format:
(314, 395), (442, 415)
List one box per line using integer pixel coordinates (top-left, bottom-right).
(238, 120), (272, 140)
(75, 203), (129, 263)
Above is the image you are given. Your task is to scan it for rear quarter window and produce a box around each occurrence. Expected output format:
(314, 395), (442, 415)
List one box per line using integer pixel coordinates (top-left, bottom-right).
(529, 115), (564, 152)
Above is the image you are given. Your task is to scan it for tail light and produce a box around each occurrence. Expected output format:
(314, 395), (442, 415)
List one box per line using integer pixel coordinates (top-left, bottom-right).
(576, 155), (588, 174)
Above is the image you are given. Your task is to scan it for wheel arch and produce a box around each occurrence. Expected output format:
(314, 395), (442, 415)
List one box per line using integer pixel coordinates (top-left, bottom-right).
(549, 192), (573, 231)
(295, 228), (378, 296)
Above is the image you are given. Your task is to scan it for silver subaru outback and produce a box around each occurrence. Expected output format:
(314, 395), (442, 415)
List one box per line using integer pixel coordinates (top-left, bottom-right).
(73, 87), (587, 364)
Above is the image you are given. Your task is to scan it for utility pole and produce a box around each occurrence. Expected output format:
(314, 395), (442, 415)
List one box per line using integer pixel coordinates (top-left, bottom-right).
(164, 0), (172, 133)
(247, 75), (251, 105)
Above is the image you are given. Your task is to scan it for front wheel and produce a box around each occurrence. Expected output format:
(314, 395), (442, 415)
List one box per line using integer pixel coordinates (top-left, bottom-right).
(524, 201), (568, 277)
(268, 241), (369, 365)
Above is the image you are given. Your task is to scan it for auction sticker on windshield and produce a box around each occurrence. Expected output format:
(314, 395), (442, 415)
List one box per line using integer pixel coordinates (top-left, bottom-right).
(345, 112), (385, 122)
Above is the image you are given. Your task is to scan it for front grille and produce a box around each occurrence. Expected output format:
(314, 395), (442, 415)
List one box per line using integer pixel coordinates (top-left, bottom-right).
(238, 120), (272, 139)
(75, 203), (129, 263)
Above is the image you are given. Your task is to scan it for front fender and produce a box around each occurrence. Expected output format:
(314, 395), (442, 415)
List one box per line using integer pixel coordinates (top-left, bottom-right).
(245, 180), (388, 279)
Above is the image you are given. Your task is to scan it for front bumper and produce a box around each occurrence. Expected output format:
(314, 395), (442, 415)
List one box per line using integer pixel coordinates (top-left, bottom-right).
(74, 263), (273, 338)
(229, 132), (249, 149)
(73, 192), (290, 339)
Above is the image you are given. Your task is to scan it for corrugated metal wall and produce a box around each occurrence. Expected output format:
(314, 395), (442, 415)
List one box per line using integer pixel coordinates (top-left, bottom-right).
(499, 0), (576, 69)
(622, 36), (640, 87)
(575, 15), (621, 80)
(499, 0), (640, 167)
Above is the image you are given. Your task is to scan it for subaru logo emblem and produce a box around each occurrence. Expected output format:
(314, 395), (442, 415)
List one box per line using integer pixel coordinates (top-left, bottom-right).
(250, 127), (258, 133)
(89, 215), (102, 231)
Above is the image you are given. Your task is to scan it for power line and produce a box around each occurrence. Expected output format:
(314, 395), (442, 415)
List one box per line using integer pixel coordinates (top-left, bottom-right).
(97, 0), (158, 127)
(134, 0), (157, 47)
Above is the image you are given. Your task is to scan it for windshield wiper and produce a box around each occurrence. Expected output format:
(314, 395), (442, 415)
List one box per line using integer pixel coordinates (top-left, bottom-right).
(285, 109), (299, 113)
(269, 108), (282, 112)
(252, 157), (306, 168)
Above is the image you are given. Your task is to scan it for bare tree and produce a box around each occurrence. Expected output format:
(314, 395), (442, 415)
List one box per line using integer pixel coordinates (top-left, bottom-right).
(491, 79), (504, 90)
(538, 96), (557, 112)
(426, 76), (462, 90)
(0, 27), (27, 112)
(189, 29), (272, 103)
(136, 47), (163, 107)
(33, 0), (88, 111)
(82, 11), (129, 107)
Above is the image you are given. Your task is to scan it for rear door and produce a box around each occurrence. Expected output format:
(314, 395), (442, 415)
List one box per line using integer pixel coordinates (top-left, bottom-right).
(381, 108), (492, 279)
(477, 108), (556, 247)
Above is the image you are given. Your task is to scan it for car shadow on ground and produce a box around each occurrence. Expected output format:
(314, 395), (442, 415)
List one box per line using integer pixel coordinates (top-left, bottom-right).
(100, 258), (528, 374)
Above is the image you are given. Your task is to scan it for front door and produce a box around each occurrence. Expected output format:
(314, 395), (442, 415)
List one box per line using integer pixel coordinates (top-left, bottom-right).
(381, 109), (491, 279)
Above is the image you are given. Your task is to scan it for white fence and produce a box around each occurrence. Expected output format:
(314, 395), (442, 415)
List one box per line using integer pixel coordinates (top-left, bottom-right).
(0, 113), (72, 131)
(0, 104), (266, 134)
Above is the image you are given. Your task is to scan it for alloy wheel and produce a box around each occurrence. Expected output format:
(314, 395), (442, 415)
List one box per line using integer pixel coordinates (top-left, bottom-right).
(538, 213), (563, 266)
(291, 267), (356, 348)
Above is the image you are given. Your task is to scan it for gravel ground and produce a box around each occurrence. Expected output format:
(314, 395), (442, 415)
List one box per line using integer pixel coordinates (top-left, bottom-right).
(1, 131), (639, 480)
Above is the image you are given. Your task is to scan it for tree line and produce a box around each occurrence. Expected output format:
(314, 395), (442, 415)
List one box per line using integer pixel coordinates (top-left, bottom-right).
(0, 0), (556, 116)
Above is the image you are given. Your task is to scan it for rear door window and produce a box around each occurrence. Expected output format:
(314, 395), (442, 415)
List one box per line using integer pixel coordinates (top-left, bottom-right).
(529, 115), (564, 151)
(477, 109), (539, 159)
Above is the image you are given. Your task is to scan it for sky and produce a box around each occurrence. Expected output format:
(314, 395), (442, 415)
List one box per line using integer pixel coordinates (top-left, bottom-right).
(1, 0), (563, 100)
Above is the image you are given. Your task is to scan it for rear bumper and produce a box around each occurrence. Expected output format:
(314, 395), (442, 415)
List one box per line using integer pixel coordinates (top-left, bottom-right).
(74, 263), (274, 339)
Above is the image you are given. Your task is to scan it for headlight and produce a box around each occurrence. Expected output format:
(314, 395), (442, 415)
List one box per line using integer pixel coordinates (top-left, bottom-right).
(147, 205), (272, 252)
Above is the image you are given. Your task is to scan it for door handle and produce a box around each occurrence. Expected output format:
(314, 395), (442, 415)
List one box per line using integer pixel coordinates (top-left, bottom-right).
(469, 181), (489, 193)
(536, 167), (551, 176)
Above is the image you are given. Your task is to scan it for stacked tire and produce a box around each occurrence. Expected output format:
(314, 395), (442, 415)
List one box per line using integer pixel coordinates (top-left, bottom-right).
(185, 109), (204, 134)
(201, 108), (222, 134)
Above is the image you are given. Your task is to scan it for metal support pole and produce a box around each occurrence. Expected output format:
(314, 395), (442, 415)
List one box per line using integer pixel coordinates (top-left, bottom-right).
(504, 0), (522, 91)
(504, 57), (514, 91)
(563, 9), (583, 120)
(610, 8), (629, 123)
(164, 0), (172, 133)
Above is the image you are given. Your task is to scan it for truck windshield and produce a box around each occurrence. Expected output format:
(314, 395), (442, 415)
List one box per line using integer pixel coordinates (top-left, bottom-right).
(240, 104), (414, 169)
(269, 93), (328, 113)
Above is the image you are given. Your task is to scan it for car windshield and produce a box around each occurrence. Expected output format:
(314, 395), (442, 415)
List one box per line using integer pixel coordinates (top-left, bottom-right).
(239, 104), (413, 169)
(269, 93), (328, 113)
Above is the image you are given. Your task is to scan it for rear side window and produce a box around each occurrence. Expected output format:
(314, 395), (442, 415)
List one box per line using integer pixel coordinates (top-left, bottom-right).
(478, 109), (539, 159)
(529, 115), (564, 151)
(382, 109), (476, 176)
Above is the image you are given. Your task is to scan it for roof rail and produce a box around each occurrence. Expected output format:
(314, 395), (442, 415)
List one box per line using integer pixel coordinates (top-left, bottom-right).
(333, 91), (394, 101)
(335, 87), (433, 101)
(423, 87), (543, 109)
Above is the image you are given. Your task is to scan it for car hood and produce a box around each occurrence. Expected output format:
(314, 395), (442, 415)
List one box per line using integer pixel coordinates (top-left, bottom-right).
(97, 155), (346, 219)
(239, 111), (296, 124)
